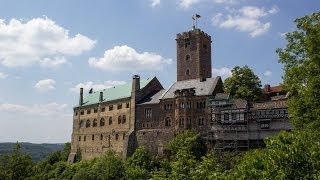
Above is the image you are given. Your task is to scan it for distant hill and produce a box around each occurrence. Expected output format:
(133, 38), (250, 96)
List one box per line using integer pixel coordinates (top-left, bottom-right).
(0, 142), (65, 162)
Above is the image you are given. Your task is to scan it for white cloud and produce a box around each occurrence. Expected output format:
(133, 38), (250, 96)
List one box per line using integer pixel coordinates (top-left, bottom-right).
(279, 32), (287, 38)
(70, 80), (127, 93)
(212, 67), (232, 80)
(0, 102), (71, 143)
(0, 72), (8, 79)
(150, 0), (160, 7)
(88, 45), (172, 71)
(213, 0), (236, 4)
(0, 102), (68, 116)
(263, 70), (272, 77)
(212, 6), (279, 37)
(34, 79), (56, 92)
(178, 0), (201, 9)
(0, 17), (96, 68)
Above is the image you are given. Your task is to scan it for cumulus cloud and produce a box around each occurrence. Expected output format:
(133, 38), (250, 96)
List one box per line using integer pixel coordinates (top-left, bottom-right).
(212, 67), (232, 80)
(212, 6), (279, 37)
(34, 79), (56, 92)
(88, 45), (172, 71)
(0, 102), (68, 116)
(178, 0), (201, 9)
(150, 0), (161, 7)
(263, 70), (272, 77)
(70, 80), (127, 93)
(0, 72), (8, 79)
(0, 17), (96, 68)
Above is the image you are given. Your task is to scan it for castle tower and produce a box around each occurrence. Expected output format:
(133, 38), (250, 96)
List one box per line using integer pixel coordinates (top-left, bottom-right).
(176, 28), (212, 81)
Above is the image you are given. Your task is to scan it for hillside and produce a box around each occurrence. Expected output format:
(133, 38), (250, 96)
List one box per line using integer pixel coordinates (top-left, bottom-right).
(0, 142), (65, 162)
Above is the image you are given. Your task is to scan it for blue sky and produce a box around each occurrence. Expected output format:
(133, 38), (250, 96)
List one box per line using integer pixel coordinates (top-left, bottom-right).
(0, 0), (318, 143)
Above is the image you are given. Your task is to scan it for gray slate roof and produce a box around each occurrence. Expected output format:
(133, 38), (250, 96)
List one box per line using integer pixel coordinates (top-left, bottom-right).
(138, 89), (166, 105)
(160, 77), (221, 99)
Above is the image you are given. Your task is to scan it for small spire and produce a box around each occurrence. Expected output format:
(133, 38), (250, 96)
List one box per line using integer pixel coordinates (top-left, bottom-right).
(192, 14), (201, 30)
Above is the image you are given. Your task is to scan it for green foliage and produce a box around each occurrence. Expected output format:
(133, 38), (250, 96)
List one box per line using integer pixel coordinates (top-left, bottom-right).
(125, 146), (153, 179)
(224, 65), (262, 101)
(276, 12), (320, 128)
(90, 150), (125, 179)
(170, 150), (198, 180)
(191, 153), (222, 180)
(167, 130), (206, 160)
(0, 143), (34, 180)
(228, 129), (320, 179)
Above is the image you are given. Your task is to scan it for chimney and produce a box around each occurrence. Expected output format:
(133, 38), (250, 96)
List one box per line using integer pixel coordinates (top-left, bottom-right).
(99, 91), (103, 102)
(79, 88), (83, 106)
(132, 75), (140, 92)
(264, 84), (271, 92)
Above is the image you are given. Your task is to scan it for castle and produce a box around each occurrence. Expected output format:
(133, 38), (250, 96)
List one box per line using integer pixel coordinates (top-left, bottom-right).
(68, 27), (292, 162)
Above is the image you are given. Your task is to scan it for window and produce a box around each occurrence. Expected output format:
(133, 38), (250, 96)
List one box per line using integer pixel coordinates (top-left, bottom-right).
(179, 117), (184, 126)
(79, 120), (84, 128)
(109, 105), (113, 111)
(224, 113), (229, 121)
(198, 117), (204, 126)
(186, 69), (190, 76)
(215, 114), (221, 121)
(126, 102), (130, 108)
(118, 116), (121, 124)
(203, 43), (208, 51)
(101, 107), (105, 112)
(185, 54), (191, 61)
(109, 117), (112, 125)
(123, 133), (125, 140)
(187, 117), (192, 125)
(75, 112), (78, 116)
(92, 135), (94, 141)
(122, 115), (126, 124)
(94, 109), (98, 113)
(115, 134), (119, 141)
(92, 119), (97, 127)
(179, 102), (185, 109)
(80, 111), (84, 115)
(84, 136), (86, 141)
(165, 117), (171, 127)
(186, 102), (191, 109)
(78, 136), (81, 141)
(164, 104), (173, 110)
(87, 109), (91, 114)
(232, 113), (237, 120)
(100, 134), (103, 140)
(145, 108), (152, 118)
(142, 123), (145, 128)
(260, 122), (270, 129)
(86, 120), (90, 128)
(185, 38), (191, 48)
(197, 101), (206, 109)
(117, 104), (122, 110)
(100, 118), (105, 126)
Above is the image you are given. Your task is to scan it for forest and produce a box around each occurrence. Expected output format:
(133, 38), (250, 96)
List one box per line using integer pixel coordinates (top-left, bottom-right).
(0, 11), (319, 180)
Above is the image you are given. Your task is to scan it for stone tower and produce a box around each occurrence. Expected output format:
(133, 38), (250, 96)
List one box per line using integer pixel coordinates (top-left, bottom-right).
(176, 28), (212, 81)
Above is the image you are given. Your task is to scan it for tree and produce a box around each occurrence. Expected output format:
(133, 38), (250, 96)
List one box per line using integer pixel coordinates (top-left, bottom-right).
(167, 130), (206, 160)
(191, 153), (222, 180)
(276, 12), (320, 128)
(224, 66), (262, 101)
(124, 146), (153, 180)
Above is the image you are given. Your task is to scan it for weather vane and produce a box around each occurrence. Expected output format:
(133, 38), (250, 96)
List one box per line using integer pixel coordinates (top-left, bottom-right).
(192, 14), (201, 30)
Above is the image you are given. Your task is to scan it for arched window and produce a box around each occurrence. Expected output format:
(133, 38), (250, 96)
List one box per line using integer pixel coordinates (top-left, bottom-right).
(100, 134), (103, 140)
(79, 120), (84, 128)
(122, 115), (126, 124)
(100, 118), (105, 126)
(109, 117), (112, 125)
(186, 69), (190, 76)
(185, 54), (191, 61)
(179, 117), (184, 126)
(115, 134), (119, 141)
(165, 117), (171, 127)
(78, 136), (81, 141)
(118, 116), (121, 124)
(86, 120), (90, 128)
(123, 133), (125, 140)
(93, 119), (97, 127)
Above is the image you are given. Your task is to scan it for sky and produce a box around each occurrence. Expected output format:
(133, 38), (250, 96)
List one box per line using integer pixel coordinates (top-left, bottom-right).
(0, 0), (319, 143)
